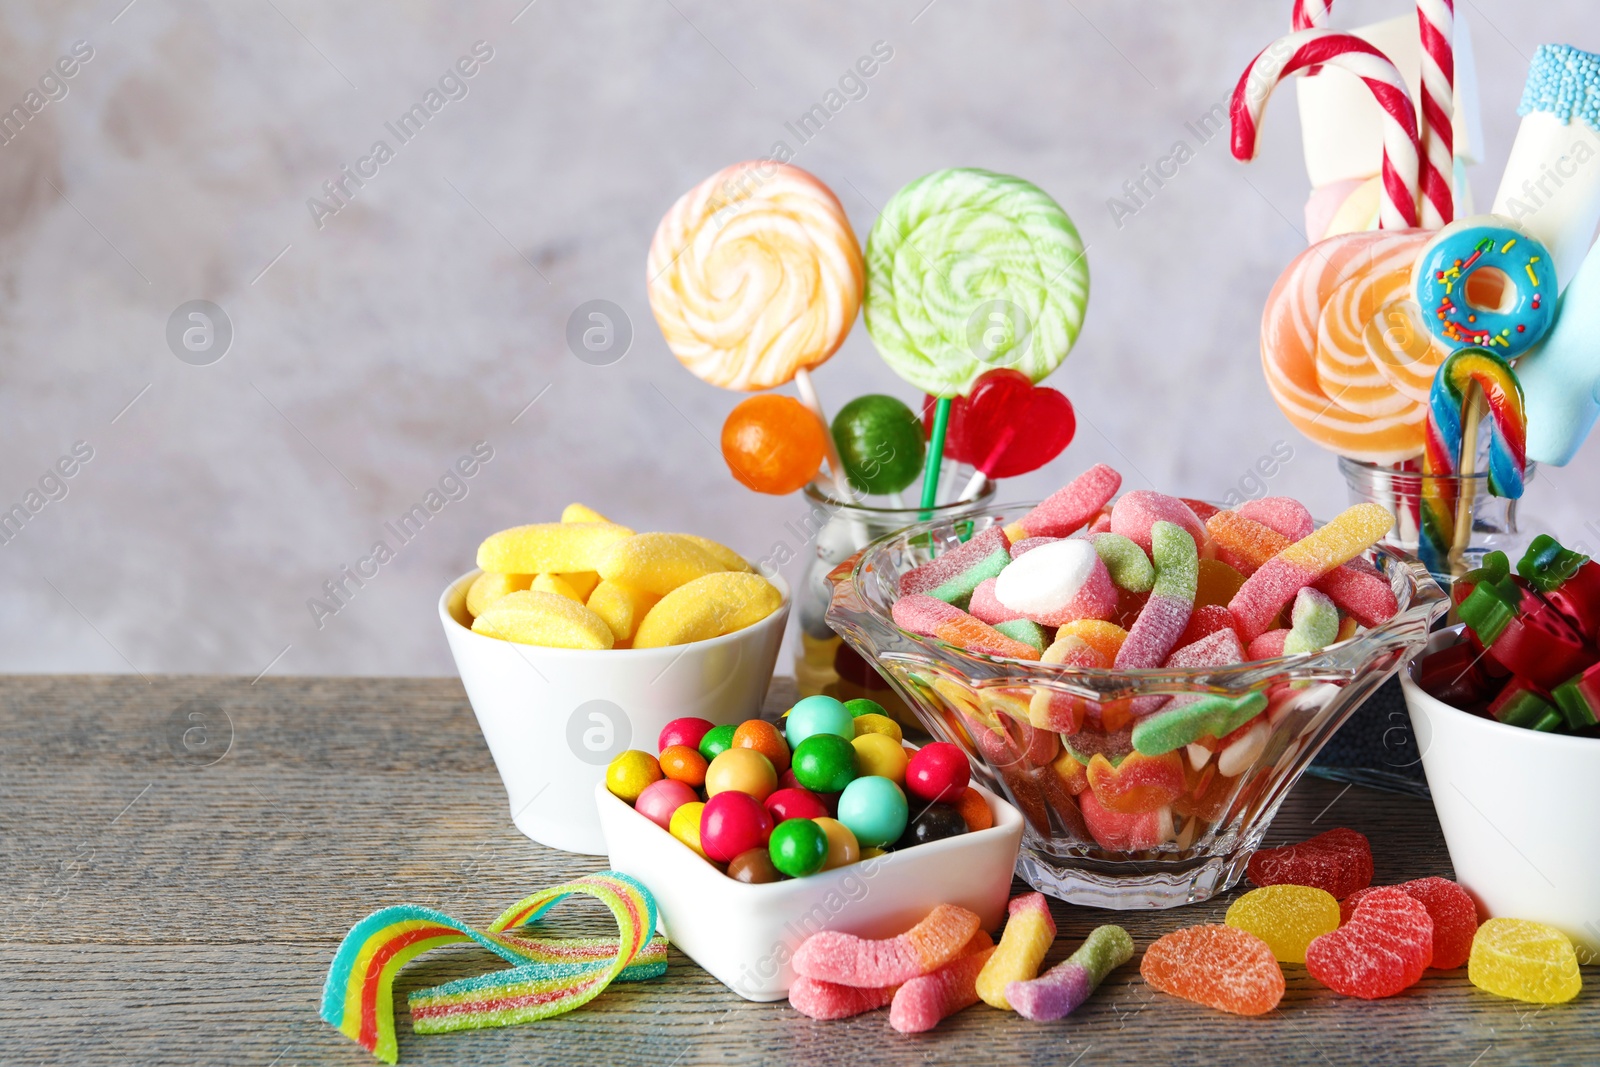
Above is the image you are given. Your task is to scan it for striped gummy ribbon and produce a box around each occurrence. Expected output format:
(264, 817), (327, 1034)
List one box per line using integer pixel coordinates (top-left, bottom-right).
(320, 872), (666, 1064)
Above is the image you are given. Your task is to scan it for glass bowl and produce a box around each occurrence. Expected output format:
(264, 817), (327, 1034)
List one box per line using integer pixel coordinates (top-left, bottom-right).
(825, 503), (1449, 909)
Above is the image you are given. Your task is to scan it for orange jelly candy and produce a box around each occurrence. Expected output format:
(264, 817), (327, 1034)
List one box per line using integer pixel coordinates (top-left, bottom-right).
(1056, 620), (1128, 663)
(1141, 924), (1285, 1016)
(1195, 558), (1247, 608)
(1086, 751), (1184, 814)
(720, 394), (827, 495)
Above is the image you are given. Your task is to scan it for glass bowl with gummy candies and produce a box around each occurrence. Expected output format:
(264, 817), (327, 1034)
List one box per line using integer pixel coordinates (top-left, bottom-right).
(602, 702), (1006, 882)
(824, 465), (1449, 909)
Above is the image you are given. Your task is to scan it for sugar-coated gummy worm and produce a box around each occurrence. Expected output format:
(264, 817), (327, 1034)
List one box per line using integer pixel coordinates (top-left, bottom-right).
(1227, 504), (1393, 641)
(1282, 587), (1340, 654)
(1006, 925), (1134, 1022)
(1016, 464), (1121, 538)
(791, 904), (982, 988)
(1090, 532), (1156, 593)
(889, 945), (997, 1033)
(1206, 510), (1399, 628)
(1113, 521), (1198, 669)
(976, 893), (1057, 1010)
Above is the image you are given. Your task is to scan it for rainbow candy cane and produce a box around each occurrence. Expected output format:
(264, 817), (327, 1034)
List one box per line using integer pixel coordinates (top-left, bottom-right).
(320, 872), (666, 1064)
(1419, 348), (1527, 574)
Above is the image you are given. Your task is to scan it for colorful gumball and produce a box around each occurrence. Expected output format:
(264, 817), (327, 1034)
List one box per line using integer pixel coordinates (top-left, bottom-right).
(766, 786), (830, 823)
(704, 747), (778, 801)
(700, 791), (774, 863)
(769, 818), (831, 878)
(852, 732), (909, 783)
(634, 778), (697, 829)
(604, 750), (661, 803)
(792, 733), (858, 794)
(659, 716), (715, 752)
(732, 719), (792, 773)
(831, 394), (926, 494)
(727, 848), (781, 883)
(814, 817), (861, 870)
(658, 744), (708, 788)
(720, 395), (827, 495)
(897, 802), (967, 848)
(698, 723), (737, 763)
(836, 776), (909, 848)
(785, 695), (856, 749)
(905, 742), (971, 804)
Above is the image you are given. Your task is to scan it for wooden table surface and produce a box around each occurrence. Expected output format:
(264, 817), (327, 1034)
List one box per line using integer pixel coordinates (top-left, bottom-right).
(3, 675), (1594, 1067)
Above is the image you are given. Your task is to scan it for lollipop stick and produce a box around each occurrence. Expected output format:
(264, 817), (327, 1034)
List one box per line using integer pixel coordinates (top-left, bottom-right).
(1447, 389), (1485, 576)
(959, 424), (1015, 501)
(794, 368), (854, 502)
(920, 397), (951, 517)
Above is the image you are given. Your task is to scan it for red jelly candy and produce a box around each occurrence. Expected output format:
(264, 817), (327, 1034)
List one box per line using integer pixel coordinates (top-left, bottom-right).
(1247, 827), (1373, 898)
(1306, 886), (1433, 998)
(1140, 924), (1285, 1016)
(1339, 877), (1479, 970)
(1415, 643), (1490, 710)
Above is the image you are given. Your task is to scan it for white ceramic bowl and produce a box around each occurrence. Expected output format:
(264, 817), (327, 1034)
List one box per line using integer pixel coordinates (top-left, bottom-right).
(1401, 628), (1600, 959)
(597, 780), (1024, 1002)
(440, 569), (790, 855)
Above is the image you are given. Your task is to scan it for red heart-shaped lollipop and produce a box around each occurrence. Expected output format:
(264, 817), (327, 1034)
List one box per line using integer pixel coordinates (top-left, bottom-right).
(948, 369), (1075, 478)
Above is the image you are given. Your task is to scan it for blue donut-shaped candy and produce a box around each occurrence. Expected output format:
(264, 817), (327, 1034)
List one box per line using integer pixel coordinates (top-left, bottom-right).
(1413, 216), (1556, 358)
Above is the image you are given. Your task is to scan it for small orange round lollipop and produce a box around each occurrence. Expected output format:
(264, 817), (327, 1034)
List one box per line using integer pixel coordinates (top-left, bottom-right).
(721, 395), (827, 495)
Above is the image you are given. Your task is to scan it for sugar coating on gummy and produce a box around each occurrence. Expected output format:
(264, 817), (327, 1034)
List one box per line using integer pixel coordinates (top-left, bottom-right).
(1016, 464), (1122, 538)
(1166, 626), (1245, 668)
(1341, 877), (1479, 970)
(994, 618), (1049, 653)
(1468, 918), (1582, 1004)
(791, 903), (982, 987)
(1131, 692), (1267, 756)
(890, 594), (966, 637)
(1140, 924), (1285, 1016)
(1207, 510), (1398, 628)
(976, 893), (1057, 1010)
(1006, 924), (1134, 1022)
(1282, 587), (1340, 654)
(1238, 497), (1314, 541)
(597, 532), (728, 595)
(1225, 885), (1341, 964)
(933, 613), (1043, 660)
(1114, 522), (1198, 670)
(1110, 491), (1207, 555)
(1227, 504), (1393, 640)
(787, 977), (898, 1020)
(1009, 536), (1060, 559)
(632, 572), (783, 648)
(1306, 887), (1433, 999)
(889, 943), (997, 1033)
(1247, 629), (1291, 660)
(471, 590), (615, 649)
(968, 578), (1024, 625)
(1089, 532), (1156, 592)
(1247, 827), (1373, 898)
(994, 538), (1118, 625)
(899, 526), (1012, 606)
(476, 521), (635, 575)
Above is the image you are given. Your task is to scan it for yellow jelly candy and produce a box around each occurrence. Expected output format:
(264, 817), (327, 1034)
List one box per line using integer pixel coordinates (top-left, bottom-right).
(531, 573), (583, 602)
(977, 892), (1056, 1010)
(852, 712), (903, 743)
(632, 572), (782, 648)
(477, 522), (634, 575)
(586, 581), (661, 643)
(465, 571), (532, 617)
(852, 732), (909, 782)
(675, 533), (754, 573)
(470, 590), (614, 649)
(562, 571), (600, 601)
(669, 801), (708, 858)
(605, 749), (661, 802)
(562, 502), (611, 524)
(1468, 918), (1582, 1004)
(598, 533), (727, 596)
(1225, 885), (1341, 964)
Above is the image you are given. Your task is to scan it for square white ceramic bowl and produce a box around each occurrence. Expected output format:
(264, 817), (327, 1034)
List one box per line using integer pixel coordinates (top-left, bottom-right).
(440, 569), (790, 856)
(1401, 627), (1600, 958)
(596, 778), (1025, 1001)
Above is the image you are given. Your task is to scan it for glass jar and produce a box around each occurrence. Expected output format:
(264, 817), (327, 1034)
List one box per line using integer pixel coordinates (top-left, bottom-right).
(794, 470), (996, 733)
(1339, 457), (1539, 583)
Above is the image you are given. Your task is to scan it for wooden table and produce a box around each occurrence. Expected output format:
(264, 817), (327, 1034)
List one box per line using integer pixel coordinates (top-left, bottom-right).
(3, 675), (1593, 1066)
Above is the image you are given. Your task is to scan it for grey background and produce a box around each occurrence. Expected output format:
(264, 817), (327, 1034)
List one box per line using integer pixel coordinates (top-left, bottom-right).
(1, 0), (1595, 677)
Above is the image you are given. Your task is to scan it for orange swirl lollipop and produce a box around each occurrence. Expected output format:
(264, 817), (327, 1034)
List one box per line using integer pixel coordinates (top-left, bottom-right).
(1261, 230), (1444, 462)
(647, 161), (864, 392)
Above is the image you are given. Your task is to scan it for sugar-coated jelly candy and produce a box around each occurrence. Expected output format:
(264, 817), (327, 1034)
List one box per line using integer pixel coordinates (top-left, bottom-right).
(791, 733), (857, 794)
(1131, 692), (1266, 757)
(1110, 490), (1207, 555)
(813, 817), (860, 870)
(1079, 789), (1168, 851)
(1007, 924), (1134, 1022)
(1225, 885), (1340, 964)
(1091, 532), (1156, 593)
(1227, 504), (1393, 640)
(976, 893), (1056, 1010)
(1341, 877), (1479, 970)
(933, 612), (1042, 660)
(954, 787), (993, 832)
(899, 526), (1012, 607)
(1282, 587), (1340, 654)
(726, 847), (781, 884)
(835, 776), (908, 848)
(1114, 522), (1197, 670)
(1086, 750), (1184, 814)
(793, 903), (983, 988)
(785, 695), (856, 749)
(586, 580), (660, 643)
(1140, 925), (1285, 1016)
(704, 748), (777, 801)
(788, 977), (898, 1020)
(470, 590), (615, 649)
(1305, 886), (1433, 999)
(830, 394), (926, 495)
(698, 724), (736, 762)
(476, 521), (634, 576)
(897, 803), (968, 849)
(560, 501), (610, 524)
(633, 778), (697, 830)
(1247, 827), (1373, 899)
(765, 786), (829, 823)
(1468, 918), (1582, 1004)
(890, 593), (967, 637)
(669, 801), (707, 857)
(465, 571), (532, 617)
(768, 818), (830, 878)
(657, 744), (708, 788)
(529, 572), (582, 602)
(1015, 464), (1122, 538)
(904, 742), (970, 803)
(632, 571), (782, 648)
(604, 750), (661, 802)
(699, 790), (774, 863)
(732, 719), (791, 773)
(994, 618), (1049, 653)
(659, 717), (715, 752)
(992, 538), (1118, 626)
(720, 394), (827, 495)
(890, 943), (996, 1033)
(1238, 496), (1314, 540)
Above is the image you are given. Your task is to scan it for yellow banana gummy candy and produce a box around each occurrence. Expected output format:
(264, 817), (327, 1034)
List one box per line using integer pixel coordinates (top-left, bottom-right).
(470, 590), (614, 649)
(632, 572), (782, 648)
(476, 522), (633, 575)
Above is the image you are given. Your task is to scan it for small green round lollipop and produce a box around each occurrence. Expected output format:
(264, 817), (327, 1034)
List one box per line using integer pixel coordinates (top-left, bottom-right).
(831, 395), (926, 494)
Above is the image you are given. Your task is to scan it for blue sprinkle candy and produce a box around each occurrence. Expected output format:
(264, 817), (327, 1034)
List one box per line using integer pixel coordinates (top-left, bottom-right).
(1517, 44), (1600, 131)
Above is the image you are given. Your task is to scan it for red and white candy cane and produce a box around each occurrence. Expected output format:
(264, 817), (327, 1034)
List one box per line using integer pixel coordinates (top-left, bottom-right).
(1416, 0), (1456, 228)
(1232, 29), (1421, 229)
(1291, 0), (1333, 31)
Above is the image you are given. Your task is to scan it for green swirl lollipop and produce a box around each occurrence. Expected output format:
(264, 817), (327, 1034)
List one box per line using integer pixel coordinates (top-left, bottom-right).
(863, 168), (1089, 398)
(864, 169), (1088, 510)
